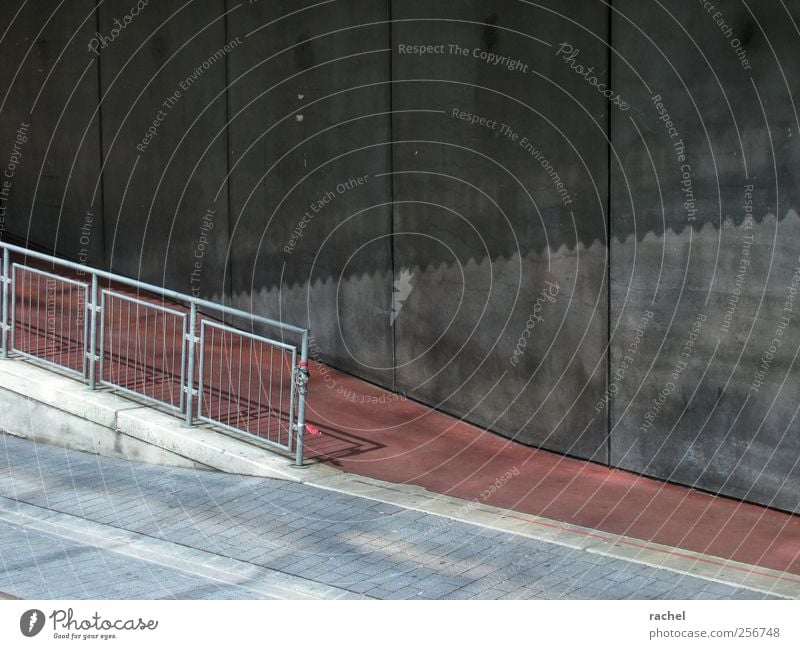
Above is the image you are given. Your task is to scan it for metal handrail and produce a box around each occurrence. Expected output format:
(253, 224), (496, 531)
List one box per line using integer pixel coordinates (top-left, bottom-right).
(0, 241), (306, 334)
(0, 241), (311, 466)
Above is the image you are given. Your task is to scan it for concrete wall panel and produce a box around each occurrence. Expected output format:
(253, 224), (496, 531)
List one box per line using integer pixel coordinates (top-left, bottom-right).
(610, 0), (800, 511)
(390, 0), (609, 460)
(0, 1), (104, 264)
(97, 0), (231, 299)
(225, 0), (394, 385)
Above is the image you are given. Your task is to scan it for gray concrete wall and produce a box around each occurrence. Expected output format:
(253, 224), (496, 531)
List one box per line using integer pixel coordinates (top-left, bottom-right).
(2, 0), (799, 511)
(610, 0), (800, 512)
(97, 0), (231, 300)
(0, 0), (104, 263)
(390, 0), (609, 461)
(224, 0), (394, 386)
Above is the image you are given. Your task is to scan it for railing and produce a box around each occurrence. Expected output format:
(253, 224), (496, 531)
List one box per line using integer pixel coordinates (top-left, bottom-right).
(0, 241), (311, 466)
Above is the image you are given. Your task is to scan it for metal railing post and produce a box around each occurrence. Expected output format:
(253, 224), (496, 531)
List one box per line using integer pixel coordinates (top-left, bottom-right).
(1, 247), (10, 359)
(184, 301), (197, 427)
(87, 273), (99, 389)
(294, 330), (310, 467)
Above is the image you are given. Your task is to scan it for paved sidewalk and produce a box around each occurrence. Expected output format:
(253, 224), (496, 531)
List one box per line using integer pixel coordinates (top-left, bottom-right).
(0, 434), (775, 600)
(0, 505), (360, 600)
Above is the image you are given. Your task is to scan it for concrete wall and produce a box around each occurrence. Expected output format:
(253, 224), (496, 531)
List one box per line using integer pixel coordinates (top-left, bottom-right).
(225, 0), (394, 385)
(97, 0), (232, 299)
(610, 0), (800, 512)
(0, 0), (104, 262)
(1, 0), (799, 511)
(390, 0), (608, 461)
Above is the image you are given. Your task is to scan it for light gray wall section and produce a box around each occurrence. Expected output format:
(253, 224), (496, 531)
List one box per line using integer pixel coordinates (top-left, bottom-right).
(609, 0), (800, 511)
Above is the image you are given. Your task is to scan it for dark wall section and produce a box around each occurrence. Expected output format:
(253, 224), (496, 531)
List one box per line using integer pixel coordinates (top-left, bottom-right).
(390, 0), (609, 460)
(0, 0), (104, 264)
(2, 1), (799, 511)
(98, 0), (231, 299)
(610, 0), (800, 512)
(225, 0), (394, 385)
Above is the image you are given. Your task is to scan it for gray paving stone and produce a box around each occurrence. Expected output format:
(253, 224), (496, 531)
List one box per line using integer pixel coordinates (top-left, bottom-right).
(0, 434), (780, 601)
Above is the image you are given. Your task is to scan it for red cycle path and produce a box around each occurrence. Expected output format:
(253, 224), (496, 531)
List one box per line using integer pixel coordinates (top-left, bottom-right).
(302, 363), (800, 577)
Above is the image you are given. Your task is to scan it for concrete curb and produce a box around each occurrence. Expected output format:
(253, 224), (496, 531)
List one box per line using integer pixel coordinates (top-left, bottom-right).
(0, 359), (301, 481)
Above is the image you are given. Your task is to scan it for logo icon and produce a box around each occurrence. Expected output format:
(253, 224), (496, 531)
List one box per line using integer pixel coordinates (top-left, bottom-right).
(20, 609), (45, 637)
(390, 268), (414, 326)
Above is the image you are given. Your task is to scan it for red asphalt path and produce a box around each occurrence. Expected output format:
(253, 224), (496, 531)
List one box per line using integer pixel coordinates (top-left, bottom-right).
(303, 362), (800, 578)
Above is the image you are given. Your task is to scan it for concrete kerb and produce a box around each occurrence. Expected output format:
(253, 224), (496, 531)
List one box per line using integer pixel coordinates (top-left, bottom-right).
(0, 358), (299, 480)
(1, 357), (797, 599)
